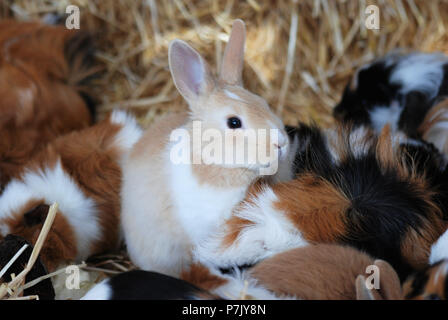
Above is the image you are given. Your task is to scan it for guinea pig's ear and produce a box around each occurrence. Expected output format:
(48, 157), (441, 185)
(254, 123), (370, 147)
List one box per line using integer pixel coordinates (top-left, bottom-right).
(169, 40), (214, 105)
(219, 19), (246, 86)
(23, 204), (50, 227)
(374, 260), (403, 300)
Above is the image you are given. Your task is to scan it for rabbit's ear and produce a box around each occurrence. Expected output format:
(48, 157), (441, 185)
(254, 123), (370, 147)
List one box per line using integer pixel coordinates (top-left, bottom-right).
(356, 275), (377, 300)
(374, 260), (403, 300)
(219, 19), (246, 86)
(169, 40), (214, 104)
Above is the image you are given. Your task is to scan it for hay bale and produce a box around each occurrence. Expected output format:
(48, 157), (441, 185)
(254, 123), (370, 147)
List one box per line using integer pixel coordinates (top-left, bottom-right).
(2, 0), (448, 129)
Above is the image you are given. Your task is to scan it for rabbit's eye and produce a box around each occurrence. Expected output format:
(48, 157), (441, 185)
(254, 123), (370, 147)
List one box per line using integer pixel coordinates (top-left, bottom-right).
(227, 116), (242, 129)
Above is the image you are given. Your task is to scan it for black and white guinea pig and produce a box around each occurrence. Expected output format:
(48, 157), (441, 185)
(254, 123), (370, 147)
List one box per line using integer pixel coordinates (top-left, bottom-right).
(82, 262), (281, 300)
(333, 51), (448, 138)
(81, 270), (219, 300)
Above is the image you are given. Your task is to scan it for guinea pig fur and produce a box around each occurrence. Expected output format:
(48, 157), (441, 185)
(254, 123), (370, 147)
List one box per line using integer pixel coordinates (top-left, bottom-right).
(250, 244), (402, 300)
(82, 270), (219, 300)
(419, 98), (448, 158)
(333, 51), (448, 138)
(403, 259), (448, 300)
(0, 19), (99, 191)
(0, 110), (142, 271)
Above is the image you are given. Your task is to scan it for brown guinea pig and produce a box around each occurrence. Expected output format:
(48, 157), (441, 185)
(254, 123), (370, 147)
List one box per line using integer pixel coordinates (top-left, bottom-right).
(0, 110), (142, 271)
(0, 19), (99, 191)
(248, 244), (402, 300)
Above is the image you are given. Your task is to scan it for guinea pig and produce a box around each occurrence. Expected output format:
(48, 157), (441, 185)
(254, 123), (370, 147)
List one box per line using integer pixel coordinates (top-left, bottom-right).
(81, 270), (220, 300)
(82, 262), (280, 300)
(333, 51), (448, 139)
(195, 124), (448, 281)
(403, 259), (448, 300)
(418, 98), (448, 158)
(0, 110), (142, 272)
(0, 19), (99, 191)
(249, 244), (402, 300)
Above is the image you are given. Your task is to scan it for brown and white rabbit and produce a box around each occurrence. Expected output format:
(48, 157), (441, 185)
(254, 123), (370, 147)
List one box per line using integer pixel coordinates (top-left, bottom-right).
(195, 124), (448, 281)
(0, 19), (98, 191)
(0, 110), (142, 271)
(121, 20), (290, 276)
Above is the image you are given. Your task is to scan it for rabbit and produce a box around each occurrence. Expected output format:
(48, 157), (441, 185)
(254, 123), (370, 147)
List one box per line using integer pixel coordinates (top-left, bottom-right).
(195, 124), (448, 281)
(0, 110), (142, 271)
(121, 19), (290, 277)
(403, 259), (448, 300)
(333, 51), (448, 138)
(0, 19), (99, 191)
(248, 244), (402, 300)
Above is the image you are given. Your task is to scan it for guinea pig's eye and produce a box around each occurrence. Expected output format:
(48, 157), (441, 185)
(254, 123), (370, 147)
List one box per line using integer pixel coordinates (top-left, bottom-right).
(227, 116), (242, 129)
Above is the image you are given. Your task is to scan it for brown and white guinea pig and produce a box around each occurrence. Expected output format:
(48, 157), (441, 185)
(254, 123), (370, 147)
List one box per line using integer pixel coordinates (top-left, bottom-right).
(333, 51), (448, 139)
(121, 20), (290, 277)
(249, 244), (402, 300)
(0, 19), (98, 191)
(0, 110), (142, 271)
(403, 259), (448, 300)
(402, 227), (448, 300)
(419, 98), (448, 158)
(195, 124), (448, 281)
